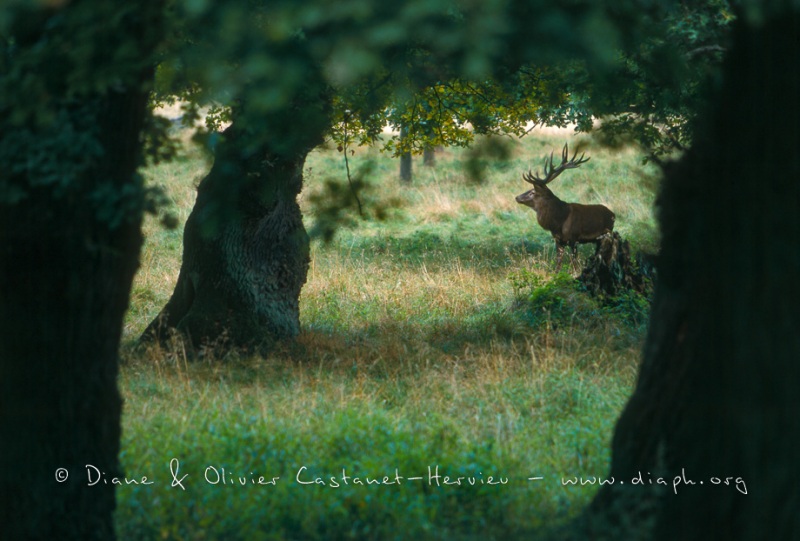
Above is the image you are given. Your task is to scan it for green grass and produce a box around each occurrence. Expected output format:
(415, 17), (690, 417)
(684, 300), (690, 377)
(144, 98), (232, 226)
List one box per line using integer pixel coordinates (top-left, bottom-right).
(118, 129), (658, 539)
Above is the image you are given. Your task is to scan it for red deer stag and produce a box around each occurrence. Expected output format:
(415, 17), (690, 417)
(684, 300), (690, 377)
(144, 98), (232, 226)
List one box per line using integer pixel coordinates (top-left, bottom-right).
(515, 143), (615, 269)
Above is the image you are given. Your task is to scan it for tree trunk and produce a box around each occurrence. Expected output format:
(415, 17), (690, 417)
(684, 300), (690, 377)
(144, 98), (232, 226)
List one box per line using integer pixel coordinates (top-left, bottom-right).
(423, 145), (436, 167)
(586, 12), (800, 540)
(400, 125), (413, 183)
(142, 118), (321, 350)
(0, 5), (160, 539)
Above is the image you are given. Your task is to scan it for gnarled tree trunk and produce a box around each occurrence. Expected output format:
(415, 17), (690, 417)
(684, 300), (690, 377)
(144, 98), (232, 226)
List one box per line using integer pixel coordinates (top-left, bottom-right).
(585, 11), (800, 540)
(143, 116), (323, 349)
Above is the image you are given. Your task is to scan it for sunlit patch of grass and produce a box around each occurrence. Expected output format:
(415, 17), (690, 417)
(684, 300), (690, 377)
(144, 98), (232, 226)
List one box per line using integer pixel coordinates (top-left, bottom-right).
(125, 142), (208, 337)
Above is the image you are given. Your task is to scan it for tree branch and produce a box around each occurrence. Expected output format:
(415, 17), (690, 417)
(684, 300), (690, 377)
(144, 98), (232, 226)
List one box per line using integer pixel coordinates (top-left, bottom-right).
(686, 45), (726, 59)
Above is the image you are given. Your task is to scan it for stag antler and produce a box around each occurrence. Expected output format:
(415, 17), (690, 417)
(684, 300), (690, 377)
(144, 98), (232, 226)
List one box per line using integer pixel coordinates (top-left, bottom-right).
(522, 143), (590, 185)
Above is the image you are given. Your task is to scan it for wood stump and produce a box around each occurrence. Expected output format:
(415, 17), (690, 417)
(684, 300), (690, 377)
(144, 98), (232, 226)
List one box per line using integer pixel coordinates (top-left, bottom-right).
(578, 233), (655, 298)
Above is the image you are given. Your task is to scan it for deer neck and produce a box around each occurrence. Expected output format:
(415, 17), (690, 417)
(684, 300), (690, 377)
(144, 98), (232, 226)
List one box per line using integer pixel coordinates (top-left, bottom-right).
(535, 195), (571, 233)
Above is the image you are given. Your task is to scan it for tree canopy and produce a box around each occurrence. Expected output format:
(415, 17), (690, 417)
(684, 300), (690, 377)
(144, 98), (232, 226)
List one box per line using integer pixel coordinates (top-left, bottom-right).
(146, 1), (730, 167)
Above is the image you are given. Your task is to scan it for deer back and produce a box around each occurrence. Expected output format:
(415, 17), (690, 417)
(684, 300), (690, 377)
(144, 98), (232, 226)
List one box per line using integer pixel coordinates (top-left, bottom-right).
(562, 203), (616, 243)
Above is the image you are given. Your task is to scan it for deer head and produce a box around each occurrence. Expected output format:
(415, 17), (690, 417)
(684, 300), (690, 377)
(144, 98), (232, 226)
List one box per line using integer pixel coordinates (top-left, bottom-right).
(515, 143), (590, 211)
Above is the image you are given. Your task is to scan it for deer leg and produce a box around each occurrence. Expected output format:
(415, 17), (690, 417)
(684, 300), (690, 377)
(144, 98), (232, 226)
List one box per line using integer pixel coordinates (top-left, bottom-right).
(555, 240), (565, 271)
(570, 243), (579, 271)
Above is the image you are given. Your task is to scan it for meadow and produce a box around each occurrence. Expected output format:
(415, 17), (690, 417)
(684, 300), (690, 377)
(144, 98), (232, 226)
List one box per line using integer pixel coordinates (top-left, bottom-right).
(117, 128), (660, 540)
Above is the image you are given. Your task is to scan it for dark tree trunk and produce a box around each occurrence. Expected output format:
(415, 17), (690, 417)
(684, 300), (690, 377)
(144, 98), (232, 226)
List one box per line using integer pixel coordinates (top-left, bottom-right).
(400, 125), (412, 183)
(586, 12), (800, 540)
(423, 145), (436, 167)
(0, 5), (160, 539)
(143, 117), (323, 349)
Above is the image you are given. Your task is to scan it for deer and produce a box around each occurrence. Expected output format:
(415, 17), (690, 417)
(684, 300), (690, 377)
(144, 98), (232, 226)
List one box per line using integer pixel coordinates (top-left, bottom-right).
(515, 143), (615, 269)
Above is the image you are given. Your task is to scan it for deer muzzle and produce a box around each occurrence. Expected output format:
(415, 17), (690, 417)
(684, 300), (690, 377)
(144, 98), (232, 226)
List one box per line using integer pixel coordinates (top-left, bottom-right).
(515, 191), (534, 205)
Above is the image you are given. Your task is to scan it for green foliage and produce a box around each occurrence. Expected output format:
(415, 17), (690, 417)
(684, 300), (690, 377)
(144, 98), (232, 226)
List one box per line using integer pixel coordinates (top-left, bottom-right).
(511, 270), (598, 328)
(510, 269), (651, 334)
(0, 3), (159, 123)
(325, 2), (735, 163)
(0, 1), (163, 228)
(589, 1), (735, 160)
(0, 104), (105, 203)
(145, 0), (729, 175)
(602, 290), (651, 328)
(526, 272), (578, 315)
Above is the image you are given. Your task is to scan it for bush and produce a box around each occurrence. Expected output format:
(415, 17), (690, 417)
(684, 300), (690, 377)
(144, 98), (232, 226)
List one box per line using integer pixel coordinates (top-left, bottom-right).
(509, 269), (650, 333)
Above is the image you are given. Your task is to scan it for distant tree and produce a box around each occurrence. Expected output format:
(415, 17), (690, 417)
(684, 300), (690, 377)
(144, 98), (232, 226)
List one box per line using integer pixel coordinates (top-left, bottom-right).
(0, 1), (163, 539)
(399, 125), (413, 183)
(423, 146), (436, 167)
(584, 6), (800, 540)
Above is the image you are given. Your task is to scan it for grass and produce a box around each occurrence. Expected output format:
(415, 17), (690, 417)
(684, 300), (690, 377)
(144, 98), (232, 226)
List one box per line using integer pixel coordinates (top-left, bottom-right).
(117, 129), (658, 540)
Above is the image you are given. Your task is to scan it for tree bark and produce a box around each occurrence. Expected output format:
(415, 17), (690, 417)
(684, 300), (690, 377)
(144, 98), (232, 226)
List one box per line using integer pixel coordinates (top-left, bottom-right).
(143, 115), (324, 350)
(0, 4), (160, 539)
(586, 12), (800, 540)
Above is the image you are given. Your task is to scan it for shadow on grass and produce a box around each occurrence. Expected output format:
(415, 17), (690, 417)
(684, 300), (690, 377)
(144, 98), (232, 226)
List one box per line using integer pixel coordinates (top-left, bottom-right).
(291, 287), (647, 378)
(328, 230), (542, 270)
(324, 229), (619, 277)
